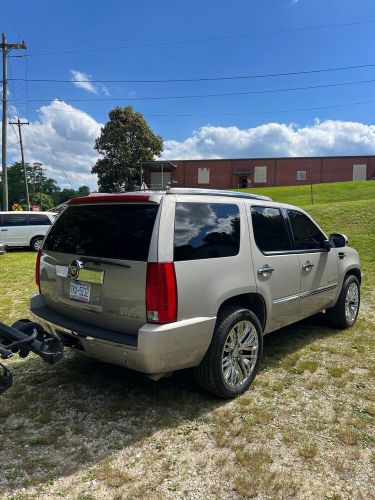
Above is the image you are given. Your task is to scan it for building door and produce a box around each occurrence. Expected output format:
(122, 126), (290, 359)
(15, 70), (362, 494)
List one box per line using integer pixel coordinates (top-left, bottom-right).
(353, 164), (367, 181)
(240, 177), (248, 188)
(150, 171), (171, 189)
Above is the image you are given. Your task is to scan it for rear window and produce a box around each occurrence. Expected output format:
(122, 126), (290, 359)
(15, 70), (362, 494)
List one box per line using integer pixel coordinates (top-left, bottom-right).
(44, 204), (159, 261)
(29, 214), (51, 225)
(174, 202), (240, 261)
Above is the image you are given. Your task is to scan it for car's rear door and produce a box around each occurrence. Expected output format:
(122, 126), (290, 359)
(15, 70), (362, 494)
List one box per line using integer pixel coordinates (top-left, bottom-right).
(41, 197), (161, 336)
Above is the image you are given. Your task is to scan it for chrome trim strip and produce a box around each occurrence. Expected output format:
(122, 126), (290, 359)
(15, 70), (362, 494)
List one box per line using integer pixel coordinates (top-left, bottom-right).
(273, 283), (338, 305)
(58, 296), (103, 313)
(300, 283), (338, 299)
(273, 293), (300, 305)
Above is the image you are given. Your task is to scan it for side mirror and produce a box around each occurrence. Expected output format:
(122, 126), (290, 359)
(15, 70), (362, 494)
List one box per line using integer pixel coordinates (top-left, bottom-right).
(329, 233), (348, 248)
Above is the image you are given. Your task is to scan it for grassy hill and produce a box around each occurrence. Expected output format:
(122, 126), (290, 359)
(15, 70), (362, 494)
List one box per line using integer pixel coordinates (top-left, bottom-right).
(239, 179), (375, 207)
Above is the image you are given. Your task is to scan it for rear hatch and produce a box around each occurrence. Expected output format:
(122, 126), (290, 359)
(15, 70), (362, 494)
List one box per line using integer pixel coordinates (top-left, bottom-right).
(40, 195), (161, 336)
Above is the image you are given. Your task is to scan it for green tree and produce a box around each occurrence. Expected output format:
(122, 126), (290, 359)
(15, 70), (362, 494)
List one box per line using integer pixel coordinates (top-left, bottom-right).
(0, 161), (62, 209)
(92, 106), (163, 192)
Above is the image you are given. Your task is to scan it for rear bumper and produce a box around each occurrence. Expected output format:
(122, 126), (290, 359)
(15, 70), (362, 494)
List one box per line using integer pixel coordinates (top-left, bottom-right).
(30, 294), (215, 375)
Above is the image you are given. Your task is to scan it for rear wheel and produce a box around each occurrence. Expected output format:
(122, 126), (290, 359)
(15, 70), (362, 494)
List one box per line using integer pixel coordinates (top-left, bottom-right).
(194, 306), (263, 398)
(30, 236), (43, 252)
(326, 275), (360, 329)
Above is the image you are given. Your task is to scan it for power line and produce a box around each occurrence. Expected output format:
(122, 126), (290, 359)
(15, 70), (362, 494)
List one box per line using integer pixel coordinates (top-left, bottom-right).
(9, 77), (375, 103)
(11, 98), (375, 118)
(0, 8), (22, 40)
(16, 19), (375, 57)
(22, 126), (74, 189)
(9, 62), (375, 84)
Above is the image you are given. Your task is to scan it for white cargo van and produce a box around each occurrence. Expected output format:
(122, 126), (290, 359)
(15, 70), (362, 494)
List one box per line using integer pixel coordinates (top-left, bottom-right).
(0, 211), (57, 251)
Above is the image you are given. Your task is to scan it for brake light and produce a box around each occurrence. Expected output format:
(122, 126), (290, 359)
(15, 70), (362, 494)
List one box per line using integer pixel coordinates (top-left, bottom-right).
(146, 263), (177, 324)
(35, 250), (42, 291)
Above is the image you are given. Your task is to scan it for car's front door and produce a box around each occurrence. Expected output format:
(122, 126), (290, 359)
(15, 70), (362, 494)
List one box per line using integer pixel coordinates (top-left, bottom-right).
(249, 205), (301, 332)
(286, 209), (339, 318)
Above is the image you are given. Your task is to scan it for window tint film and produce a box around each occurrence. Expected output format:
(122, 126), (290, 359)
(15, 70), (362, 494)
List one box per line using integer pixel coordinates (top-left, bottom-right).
(251, 206), (291, 252)
(174, 203), (240, 261)
(29, 214), (51, 225)
(2, 214), (27, 226)
(44, 204), (159, 261)
(287, 210), (325, 250)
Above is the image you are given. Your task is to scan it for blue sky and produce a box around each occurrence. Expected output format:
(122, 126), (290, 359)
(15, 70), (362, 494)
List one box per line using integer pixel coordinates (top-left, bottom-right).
(3, 0), (375, 188)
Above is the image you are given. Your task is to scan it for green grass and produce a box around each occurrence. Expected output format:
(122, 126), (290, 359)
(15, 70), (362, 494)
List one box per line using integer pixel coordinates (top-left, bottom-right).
(239, 179), (375, 207)
(0, 180), (374, 499)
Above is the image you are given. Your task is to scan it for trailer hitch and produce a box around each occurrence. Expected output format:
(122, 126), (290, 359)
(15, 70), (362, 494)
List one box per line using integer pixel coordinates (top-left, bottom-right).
(0, 320), (64, 394)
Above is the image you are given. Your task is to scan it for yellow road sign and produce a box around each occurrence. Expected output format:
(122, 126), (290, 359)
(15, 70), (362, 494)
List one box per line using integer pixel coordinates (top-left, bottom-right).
(12, 203), (23, 211)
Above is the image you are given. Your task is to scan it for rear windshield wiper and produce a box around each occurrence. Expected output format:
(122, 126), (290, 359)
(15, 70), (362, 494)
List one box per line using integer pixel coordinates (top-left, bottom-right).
(80, 257), (131, 269)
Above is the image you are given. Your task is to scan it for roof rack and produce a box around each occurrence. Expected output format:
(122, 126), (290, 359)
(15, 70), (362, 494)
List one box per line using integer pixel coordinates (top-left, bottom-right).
(166, 187), (272, 201)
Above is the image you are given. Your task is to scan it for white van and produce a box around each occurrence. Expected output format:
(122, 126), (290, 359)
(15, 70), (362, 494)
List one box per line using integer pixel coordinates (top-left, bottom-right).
(0, 211), (57, 251)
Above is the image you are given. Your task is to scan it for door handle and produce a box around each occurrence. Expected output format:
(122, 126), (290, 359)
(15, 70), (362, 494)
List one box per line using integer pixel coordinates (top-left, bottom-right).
(257, 265), (274, 276)
(0, 229), (8, 232)
(302, 261), (314, 270)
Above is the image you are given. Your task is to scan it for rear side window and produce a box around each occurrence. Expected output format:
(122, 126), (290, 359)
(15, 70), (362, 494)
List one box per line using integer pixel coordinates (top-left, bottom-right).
(44, 204), (159, 261)
(29, 214), (51, 225)
(287, 210), (325, 250)
(174, 202), (240, 261)
(1, 214), (27, 226)
(251, 206), (291, 252)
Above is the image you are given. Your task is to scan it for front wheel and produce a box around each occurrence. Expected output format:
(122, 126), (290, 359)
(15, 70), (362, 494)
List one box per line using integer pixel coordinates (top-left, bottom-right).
(326, 275), (360, 329)
(194, 306), (263, 399)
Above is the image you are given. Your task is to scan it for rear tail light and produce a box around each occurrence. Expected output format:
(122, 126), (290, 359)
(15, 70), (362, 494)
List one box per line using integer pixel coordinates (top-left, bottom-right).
(35, 250), (42, 291)
(146, 262), (177, 324)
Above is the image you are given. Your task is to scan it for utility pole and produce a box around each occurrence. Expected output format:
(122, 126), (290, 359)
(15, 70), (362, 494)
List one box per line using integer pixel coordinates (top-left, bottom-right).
(9, 118), (30, 210)
(1, 33), (27, 210)
(34, 163), (46, 210)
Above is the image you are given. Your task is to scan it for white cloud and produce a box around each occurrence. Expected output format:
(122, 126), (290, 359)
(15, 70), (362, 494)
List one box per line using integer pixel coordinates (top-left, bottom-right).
(70, 70), (109, 96)
(162, 120), (375, 159)
(8, 100), (102, 190)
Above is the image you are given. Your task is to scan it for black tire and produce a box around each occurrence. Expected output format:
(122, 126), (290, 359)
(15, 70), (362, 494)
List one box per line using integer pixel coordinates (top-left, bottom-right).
(326, 275), (360, 329)
(30, 236), (43, 252)
(194, 306), (263, 399)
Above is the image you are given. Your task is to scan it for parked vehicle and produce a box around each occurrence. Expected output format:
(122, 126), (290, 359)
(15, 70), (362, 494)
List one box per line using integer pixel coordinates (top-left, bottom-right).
(0, 211), (57, 251)
(0, 240), (5, 254)
(29, 188), (361, 398)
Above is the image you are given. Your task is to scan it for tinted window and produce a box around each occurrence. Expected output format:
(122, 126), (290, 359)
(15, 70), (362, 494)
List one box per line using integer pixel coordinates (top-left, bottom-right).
(287, 210), (325, 250)
(2, 214), (27, 226)
(251, 206), (291, 252)
(29, 214), (51, 225)
(174, 203), (240, 261)
(44, 204), (159, 261)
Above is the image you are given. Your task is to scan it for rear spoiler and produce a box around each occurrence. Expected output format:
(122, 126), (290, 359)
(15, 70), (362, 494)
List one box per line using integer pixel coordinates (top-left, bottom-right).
(70, 194), (151, 204)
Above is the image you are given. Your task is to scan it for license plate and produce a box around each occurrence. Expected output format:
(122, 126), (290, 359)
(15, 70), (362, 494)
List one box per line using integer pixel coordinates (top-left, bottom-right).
(69, 281), (91, 302)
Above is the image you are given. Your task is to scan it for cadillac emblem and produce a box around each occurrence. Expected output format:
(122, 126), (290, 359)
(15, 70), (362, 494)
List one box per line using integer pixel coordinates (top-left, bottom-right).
(68, 260), (83, 279)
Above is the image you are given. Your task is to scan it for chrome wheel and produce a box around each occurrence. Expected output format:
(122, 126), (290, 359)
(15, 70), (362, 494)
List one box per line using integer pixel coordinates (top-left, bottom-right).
(345, 282), (359, 323)
(222, 320), (259, 388)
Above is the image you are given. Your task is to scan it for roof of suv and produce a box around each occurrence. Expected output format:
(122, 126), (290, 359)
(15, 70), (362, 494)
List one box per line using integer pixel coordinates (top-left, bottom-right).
(69, 188), (272, 205)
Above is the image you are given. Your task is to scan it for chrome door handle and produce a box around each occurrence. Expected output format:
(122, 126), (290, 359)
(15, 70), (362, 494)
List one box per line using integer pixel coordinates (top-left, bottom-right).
(302, 261), (314, 270)
(257, 265), (274, 276)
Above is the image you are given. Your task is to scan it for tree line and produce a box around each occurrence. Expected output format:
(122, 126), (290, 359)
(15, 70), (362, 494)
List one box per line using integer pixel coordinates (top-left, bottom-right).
(0, 161), (90, 211)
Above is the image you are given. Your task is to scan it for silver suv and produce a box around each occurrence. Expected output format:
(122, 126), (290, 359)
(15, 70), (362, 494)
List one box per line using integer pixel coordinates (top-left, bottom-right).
(30, 188), (361, 398)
